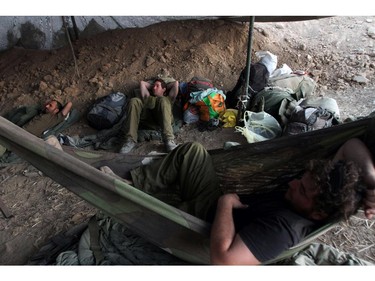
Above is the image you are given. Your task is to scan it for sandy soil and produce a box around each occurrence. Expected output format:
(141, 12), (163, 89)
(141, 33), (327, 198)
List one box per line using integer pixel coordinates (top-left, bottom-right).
(0, 16), (375, 265)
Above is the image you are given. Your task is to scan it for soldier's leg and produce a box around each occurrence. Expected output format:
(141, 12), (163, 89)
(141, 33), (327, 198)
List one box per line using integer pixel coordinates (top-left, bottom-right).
(130, 142), (221, 220)
(118, 97), (144, 143)
(153, 96), (174, 141)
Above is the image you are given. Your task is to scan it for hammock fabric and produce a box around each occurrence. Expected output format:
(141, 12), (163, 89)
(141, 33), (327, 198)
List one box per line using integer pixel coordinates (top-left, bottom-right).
(0, 115), (374, 264)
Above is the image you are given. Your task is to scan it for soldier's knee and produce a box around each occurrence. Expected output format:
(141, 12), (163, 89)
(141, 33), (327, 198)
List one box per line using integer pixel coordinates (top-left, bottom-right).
(186, 141), (205, 152)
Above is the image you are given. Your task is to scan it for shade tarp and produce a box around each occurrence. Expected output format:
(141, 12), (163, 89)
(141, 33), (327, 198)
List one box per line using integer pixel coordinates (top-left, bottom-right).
(0, 16), (329, 51)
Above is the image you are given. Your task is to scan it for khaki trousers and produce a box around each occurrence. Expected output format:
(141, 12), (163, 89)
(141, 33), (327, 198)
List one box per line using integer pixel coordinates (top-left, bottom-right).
(120, 96), (174, 143)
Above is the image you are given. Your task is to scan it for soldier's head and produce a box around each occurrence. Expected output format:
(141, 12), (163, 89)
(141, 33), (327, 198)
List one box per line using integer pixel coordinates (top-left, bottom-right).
(285, 160), (364, 222)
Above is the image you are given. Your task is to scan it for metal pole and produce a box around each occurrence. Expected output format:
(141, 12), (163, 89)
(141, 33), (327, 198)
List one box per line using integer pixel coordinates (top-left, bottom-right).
(244, 16), (255, 103)
(237, 16), (255, 125)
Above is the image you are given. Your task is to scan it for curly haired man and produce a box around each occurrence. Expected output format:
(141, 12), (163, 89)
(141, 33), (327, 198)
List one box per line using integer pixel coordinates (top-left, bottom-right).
(101, 138), (375, 265)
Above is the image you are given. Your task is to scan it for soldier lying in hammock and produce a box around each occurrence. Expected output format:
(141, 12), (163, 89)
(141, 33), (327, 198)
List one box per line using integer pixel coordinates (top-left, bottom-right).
(100, 138), (375, 265)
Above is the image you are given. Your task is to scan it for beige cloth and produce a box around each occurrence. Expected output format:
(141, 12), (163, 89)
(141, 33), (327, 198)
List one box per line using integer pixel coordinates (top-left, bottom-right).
(44, 135), (63, 150)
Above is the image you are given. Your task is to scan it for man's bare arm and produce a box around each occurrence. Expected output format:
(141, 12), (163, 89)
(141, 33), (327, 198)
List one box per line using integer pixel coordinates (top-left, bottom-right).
(140, 81), (152, 100)
(210, 193), (260, 265)
(166, 81), (179, 102)
(333, 138), (375, 219)
(61, 101), (73, 116)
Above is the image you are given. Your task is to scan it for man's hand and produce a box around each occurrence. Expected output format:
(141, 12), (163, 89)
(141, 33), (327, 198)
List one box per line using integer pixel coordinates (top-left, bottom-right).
(334, 138), (375, 220)
(218, 193), (248, 210)
(361, 167), (375, 219)
(364, 189), (375, 219)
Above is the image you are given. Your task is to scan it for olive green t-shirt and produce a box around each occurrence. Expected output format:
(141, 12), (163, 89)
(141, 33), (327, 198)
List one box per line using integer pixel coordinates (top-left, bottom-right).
(23, 112), (65, 138)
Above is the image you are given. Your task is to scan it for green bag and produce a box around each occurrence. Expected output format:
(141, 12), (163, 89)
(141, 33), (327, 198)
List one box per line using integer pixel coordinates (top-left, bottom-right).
(249, 86), (297, 122)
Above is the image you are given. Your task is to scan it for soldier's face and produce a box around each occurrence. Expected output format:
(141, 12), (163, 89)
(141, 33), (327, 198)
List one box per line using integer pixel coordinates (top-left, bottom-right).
(285, 172), (318, 218)
(152, 81), (166, 97)
(44, 100), (59, 114)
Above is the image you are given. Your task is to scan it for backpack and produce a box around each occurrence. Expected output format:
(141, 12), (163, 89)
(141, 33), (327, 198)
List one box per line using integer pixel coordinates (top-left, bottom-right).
(87, 92), (127, 130)
(187, 76), (214, 93)
(178, 76), (215, 110)
(226, 63), (269, 109)
(283, 105), (338, 136)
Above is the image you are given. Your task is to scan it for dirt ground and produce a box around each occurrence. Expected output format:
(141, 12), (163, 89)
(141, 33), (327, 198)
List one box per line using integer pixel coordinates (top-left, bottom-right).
(1, 16), (375, 265)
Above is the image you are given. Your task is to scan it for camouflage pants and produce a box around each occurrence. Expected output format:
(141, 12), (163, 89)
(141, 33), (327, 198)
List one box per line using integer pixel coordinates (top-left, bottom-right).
(130, 142), (222, 221)
(276, 243), (373, 265)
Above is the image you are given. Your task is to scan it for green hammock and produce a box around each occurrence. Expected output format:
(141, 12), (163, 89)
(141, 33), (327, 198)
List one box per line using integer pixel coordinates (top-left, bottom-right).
(0, 115), (374, 264)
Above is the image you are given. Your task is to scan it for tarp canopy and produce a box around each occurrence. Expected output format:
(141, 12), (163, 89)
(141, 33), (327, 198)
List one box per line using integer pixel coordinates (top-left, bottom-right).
(0, 16), (328, 51)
